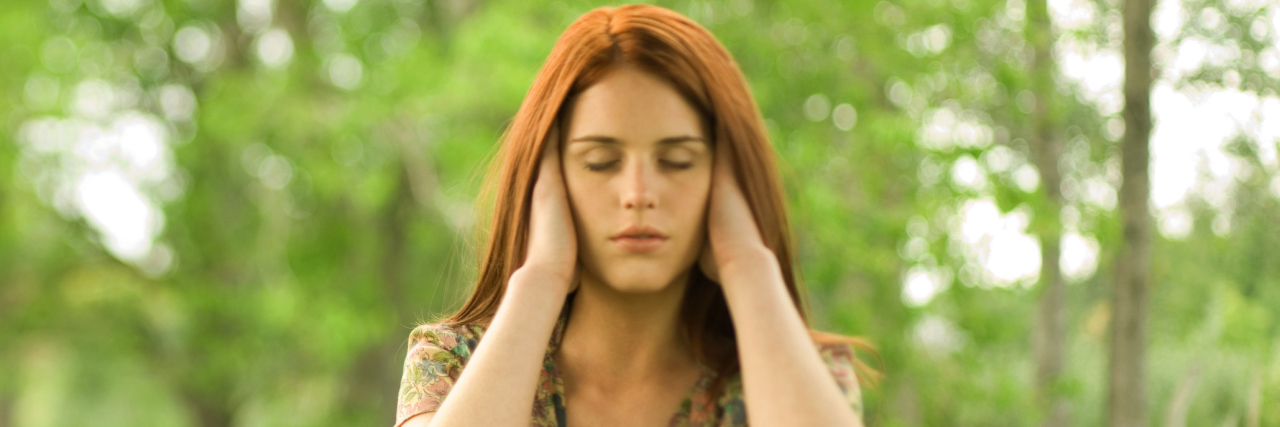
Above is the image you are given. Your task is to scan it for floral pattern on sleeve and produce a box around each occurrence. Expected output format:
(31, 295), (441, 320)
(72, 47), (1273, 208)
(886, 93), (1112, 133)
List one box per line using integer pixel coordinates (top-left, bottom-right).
(710, 342), (864, 426)
(818, 342), (865, 419)
(394, 323), (483, 427)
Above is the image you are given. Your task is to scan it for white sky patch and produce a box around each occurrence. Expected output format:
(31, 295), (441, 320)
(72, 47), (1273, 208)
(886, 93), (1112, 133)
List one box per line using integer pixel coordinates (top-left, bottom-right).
(1158, 205), (1194, 239)
(1048, 0), (1097, 31)
(112, 113), (172, 180)
(1152, 0), (1185, 39)
(1257, 98), (1280, 169)
(16, 79), (183, 275)
(1148, 85), (1264, 209)
(1052, 3), (1280, 240)
(957, 198), (1042, 287)
(1058, 46), (1125, 114)
(902, 265), (953, 307)
(951, 154), (988, 192)
(1061, 231), (1099, 281)
(75, 169), (161, 260)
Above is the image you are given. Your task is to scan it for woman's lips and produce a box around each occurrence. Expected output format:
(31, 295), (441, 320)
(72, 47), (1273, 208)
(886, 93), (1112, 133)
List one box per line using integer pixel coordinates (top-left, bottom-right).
(611, 236), (667, 253)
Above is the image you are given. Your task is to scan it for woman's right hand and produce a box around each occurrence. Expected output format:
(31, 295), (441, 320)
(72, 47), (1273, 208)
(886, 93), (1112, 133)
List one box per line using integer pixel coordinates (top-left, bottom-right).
(519, 122), (579, 295)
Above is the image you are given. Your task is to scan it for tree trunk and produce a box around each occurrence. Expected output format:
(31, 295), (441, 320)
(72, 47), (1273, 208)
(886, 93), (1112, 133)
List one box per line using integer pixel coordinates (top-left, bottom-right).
(1163, 364), (1199, 427)
(1025, 0), (1068, 425)
(1246, 373), (1262, 427)
(0, 393), (10, 427)
(1111, 0), (1155, 424)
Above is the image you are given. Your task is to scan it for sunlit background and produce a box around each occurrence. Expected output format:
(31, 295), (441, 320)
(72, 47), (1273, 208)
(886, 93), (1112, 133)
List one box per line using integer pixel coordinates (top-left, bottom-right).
(1, 0), (1277, 425)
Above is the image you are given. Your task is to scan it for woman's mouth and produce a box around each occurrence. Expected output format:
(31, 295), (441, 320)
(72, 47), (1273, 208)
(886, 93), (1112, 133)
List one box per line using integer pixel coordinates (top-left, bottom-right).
(611, 235), (667, 253)
(610, 225), (669, 253)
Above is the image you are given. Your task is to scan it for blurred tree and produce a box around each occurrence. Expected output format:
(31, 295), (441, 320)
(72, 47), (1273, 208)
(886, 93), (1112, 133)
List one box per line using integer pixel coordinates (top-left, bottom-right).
(1112, 0), (1154, 424)
(1024, 0), (1069, 425)
(1, 0), (1277, 426)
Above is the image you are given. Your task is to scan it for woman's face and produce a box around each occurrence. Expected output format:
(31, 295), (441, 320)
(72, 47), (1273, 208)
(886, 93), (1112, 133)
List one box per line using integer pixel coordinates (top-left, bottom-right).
(561, 64), (712, 294)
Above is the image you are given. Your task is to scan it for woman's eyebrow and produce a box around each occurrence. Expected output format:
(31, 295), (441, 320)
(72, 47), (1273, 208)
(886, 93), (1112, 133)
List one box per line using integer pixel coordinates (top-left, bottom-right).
(568, 135), (708, 145)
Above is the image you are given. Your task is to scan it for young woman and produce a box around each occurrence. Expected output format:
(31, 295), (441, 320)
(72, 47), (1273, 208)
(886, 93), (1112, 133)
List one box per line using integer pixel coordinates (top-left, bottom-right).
(394, 5), (875, 426)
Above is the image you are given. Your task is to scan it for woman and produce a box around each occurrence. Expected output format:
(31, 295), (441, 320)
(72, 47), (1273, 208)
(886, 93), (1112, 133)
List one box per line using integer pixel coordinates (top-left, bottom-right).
(395, 5), (875, 426)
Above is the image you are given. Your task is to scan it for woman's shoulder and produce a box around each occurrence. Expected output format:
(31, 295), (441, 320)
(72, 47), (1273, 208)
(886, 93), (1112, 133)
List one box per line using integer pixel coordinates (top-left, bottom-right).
(405, 322), (487, 361)
(814, 340), (860, 373)
(396, 322), (487, 426)
(813, 339), (865, 419)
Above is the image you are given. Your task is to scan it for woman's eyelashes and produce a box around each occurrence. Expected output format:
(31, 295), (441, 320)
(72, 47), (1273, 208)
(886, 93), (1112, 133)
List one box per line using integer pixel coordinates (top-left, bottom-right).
(585, 160), (620, 171)
(661, 160), (695, 170)
(584, 159), (694, 172)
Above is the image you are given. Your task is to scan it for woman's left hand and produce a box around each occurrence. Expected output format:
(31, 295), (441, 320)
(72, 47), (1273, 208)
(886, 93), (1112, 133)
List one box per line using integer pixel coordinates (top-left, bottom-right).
(697, 140), (774, 285)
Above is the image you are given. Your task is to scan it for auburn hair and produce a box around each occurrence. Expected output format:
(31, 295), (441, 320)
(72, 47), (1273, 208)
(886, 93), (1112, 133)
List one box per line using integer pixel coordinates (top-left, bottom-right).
(439, 4), (879, 394)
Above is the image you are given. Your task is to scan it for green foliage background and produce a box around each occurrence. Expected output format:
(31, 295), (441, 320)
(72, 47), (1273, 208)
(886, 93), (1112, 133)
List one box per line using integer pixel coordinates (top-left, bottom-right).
(0, 0), (1277, 425)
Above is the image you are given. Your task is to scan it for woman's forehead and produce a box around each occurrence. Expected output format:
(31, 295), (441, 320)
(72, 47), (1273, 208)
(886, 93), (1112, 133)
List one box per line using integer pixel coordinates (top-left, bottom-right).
(563, 66), (708, 142)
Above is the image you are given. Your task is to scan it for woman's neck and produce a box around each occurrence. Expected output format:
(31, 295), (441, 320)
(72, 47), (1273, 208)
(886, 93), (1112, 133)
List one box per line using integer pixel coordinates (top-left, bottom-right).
(554, 270), (698, 391)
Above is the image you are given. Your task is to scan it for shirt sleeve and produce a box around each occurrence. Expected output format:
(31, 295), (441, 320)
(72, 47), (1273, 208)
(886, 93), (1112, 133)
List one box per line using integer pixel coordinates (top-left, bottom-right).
(817, 342), (865, 421)
(394, 323), (476, 427)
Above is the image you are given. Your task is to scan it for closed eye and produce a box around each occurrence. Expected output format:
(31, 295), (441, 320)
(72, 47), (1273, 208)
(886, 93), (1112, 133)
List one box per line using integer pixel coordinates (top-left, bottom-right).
(660, 160), (694, 170)
(586, 160), (620, 171)
(585, 160), (694, 172)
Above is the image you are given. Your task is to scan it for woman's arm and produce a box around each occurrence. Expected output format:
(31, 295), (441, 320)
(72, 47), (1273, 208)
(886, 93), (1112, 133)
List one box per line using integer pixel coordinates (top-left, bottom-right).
(407, 267), (570, 427)
(720, 248), (863, 427)
(699, 141), (862, 426)
(403, 124), (578, 427)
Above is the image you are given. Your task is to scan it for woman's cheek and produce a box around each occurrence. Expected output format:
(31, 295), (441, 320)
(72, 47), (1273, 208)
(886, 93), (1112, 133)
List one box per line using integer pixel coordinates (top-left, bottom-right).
(574, 178), (614, 240)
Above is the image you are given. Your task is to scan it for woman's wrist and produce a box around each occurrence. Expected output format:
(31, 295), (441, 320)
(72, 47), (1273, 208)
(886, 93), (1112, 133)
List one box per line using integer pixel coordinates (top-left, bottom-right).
(716, 245), (781, 295)
(716, 244), (776, 277)
(509, 264), (575, 296)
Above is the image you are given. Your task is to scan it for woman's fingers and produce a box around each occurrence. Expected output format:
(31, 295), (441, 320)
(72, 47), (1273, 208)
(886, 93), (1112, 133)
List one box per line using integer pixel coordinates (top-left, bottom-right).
(534, 124), (564, 196)
(703, 138), (769, 276)
(525, 121), (579, 292)
(698, 139), (732, 284)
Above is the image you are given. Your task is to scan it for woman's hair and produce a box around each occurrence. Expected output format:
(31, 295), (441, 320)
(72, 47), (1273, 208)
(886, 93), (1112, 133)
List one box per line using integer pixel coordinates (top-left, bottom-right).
(440, 4), (879, 392)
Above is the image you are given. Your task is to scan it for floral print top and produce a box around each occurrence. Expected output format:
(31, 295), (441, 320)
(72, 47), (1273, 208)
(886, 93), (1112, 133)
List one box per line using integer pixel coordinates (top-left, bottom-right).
(394, 311), (863, 427)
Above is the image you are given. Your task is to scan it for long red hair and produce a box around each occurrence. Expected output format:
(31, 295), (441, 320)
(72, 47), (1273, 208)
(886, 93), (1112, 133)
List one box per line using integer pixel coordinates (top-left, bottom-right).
(440, 4), (879, 391)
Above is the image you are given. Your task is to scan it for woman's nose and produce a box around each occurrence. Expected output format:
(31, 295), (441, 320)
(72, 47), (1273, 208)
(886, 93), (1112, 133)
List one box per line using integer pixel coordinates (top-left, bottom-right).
(621, 158), (657, 210)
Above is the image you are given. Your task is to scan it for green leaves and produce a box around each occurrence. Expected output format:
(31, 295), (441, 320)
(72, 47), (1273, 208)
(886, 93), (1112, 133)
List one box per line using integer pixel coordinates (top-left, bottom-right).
(2, 0), (1277, 425)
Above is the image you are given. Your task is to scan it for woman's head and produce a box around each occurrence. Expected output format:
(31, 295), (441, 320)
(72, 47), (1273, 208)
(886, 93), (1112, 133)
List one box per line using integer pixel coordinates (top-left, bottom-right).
(560, 63), (712, 295)
(443, 4), (875, 387)
(450, 3), (800, 321)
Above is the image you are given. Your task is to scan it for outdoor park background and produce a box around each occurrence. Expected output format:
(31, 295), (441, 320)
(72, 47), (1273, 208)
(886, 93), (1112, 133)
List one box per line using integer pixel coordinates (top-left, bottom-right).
(1, 0), (1278, 425)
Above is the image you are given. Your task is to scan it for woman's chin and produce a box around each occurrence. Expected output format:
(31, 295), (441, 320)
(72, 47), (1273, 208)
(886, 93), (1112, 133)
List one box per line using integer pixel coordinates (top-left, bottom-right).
(602, 280), (675, 294)
(596, 265), (690, 294)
